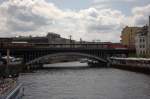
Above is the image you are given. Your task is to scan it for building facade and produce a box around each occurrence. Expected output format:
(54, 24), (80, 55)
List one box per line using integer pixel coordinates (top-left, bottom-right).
(0, 38), (13, 48)
(13, 36), (49, 44)
(12, 32), (75, 44)
(135, 26), (148, 57)
(135, 16), (150, 57)
(121, 26), (142, 49)
(148, 16), (150, 55)
(46, 32), (72, 44)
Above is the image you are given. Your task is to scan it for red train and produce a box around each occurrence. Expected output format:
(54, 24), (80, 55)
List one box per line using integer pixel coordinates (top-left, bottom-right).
(107, 43), (127, 49)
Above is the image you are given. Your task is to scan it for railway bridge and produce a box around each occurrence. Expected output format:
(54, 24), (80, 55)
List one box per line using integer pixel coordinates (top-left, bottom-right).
(0, 44), (133, 68)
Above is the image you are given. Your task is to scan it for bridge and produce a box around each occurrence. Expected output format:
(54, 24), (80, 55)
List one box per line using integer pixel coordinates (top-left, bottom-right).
(0, 43), (133, 68)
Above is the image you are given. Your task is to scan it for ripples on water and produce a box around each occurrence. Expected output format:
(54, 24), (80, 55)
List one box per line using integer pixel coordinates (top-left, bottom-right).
(19, 62), (150, 99)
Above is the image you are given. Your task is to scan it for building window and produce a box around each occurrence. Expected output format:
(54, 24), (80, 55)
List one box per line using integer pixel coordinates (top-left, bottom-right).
(140, 45), (143, 48)
(140, 38), (142, 42)
(143, 45), (145, 48)
(140, 51), (142, 55)
(143, 39), (145, 42)
(143, 51), (145, 55)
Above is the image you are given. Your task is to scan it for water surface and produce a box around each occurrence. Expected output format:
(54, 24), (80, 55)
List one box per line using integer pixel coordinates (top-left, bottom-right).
(19, 62), (150, 99)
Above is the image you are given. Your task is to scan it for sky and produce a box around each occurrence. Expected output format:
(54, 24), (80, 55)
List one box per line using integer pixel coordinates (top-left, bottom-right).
(0, 0), (150, 42)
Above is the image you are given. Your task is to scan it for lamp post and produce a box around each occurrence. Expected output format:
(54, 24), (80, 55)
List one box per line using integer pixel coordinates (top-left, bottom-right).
(69, 35), (72, 48)
(5, 48), (10, 77)
(7, 49), (10, 65)
(80, 38), (82, 44)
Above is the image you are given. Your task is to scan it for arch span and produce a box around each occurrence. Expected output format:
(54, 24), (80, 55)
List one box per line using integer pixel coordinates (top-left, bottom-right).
(26, 52), (107, 65)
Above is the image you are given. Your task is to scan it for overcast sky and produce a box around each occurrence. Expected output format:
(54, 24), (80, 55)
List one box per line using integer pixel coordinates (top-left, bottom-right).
(0, 0), (150, 42)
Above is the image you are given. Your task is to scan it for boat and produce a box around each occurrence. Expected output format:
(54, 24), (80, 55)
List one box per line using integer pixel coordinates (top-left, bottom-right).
(79, 58), (89, 63)
(1, 56), (22, 65)
(88, 60), (99, 67)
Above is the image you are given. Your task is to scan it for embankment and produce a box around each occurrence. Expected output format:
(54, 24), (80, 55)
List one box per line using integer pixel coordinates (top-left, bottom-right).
(111, 64), (150, 74)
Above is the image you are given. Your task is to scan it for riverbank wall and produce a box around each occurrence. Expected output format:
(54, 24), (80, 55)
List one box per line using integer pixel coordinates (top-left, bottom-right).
(0, 65), (26, 77)
(111, 64), (150, 74)
(110, 57), (150, 74)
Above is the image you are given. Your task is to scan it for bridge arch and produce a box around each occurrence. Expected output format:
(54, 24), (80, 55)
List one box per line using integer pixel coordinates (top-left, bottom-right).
(26, 52), (107, 65)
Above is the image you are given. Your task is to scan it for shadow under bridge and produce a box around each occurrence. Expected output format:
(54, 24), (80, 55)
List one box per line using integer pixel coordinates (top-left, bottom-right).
(26, 52), (108, 68)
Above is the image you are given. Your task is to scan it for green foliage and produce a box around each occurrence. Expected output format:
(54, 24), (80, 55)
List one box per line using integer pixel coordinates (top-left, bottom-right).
(128, 53), (138, 57)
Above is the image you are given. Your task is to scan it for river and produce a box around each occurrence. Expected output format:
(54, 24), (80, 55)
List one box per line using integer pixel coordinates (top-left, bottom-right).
(19, 62), (150, 99)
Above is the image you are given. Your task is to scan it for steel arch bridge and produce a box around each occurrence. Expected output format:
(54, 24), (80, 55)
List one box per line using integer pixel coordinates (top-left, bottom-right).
(0, 46), (132, 68)
(26, 52), (107, 65)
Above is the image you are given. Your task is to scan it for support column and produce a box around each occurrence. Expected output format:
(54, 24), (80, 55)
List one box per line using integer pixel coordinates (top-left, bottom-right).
(5, 49), (10, 77)
(7, 49), (10, 65)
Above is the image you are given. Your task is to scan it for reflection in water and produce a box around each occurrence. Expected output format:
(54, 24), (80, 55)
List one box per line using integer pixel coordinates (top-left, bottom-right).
(19, 62), (150, 99)
(43, 61), (88, 68)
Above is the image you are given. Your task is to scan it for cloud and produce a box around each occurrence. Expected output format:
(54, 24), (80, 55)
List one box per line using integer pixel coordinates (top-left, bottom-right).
(92, 0), (137, 9)
(94, 0), (136, 3)
(131, 4), (150, 26)
(0, 0), (149, 42)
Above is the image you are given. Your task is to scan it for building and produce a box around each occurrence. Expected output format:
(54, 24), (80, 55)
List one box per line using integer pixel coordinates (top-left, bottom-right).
(13, 36), (49, 44)
(135, 26), (148, 57)
(121, 26), (142, 49)
(148, 16), (150, 55)
(135, 16), (150, 57)
(46, 32), (72, 44)
(0, 38), (13, 48)
(47, 32), (61, 44)
(12, 32), (76, 44)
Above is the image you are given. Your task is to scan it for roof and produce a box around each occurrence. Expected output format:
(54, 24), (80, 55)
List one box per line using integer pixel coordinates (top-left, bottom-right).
(137, 25), (148, 36)
(12, 41), (28, 43)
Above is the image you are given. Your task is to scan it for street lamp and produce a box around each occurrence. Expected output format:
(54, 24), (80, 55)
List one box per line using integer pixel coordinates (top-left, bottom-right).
(69, 35), (72, 48)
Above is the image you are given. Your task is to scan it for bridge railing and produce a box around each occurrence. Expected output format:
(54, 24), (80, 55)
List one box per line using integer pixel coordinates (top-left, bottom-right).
(34, 43), (105, 49)
(0, 43), (128, 49)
